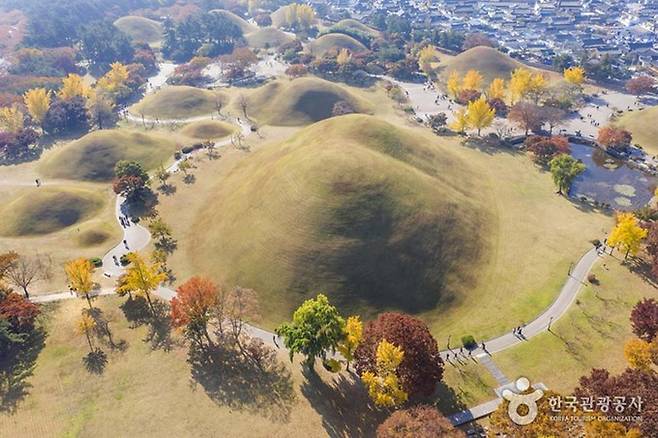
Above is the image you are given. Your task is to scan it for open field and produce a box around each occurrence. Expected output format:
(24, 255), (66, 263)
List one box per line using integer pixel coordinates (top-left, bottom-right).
(158, 112), (611, 341)
(0, 295), (493, 436)
(494, 253), (658, 393)
(308, 33), (368, 57)
(617, 106), (658, 156)
(179, 120), (236, 140)
(209, 9), (257, 33)
(242, 77), (376, 126)
(245, 27), (294, 48)
(39, 129), (178, 182)
(113, 16), (163, 45)
(130, 86), (229, 120)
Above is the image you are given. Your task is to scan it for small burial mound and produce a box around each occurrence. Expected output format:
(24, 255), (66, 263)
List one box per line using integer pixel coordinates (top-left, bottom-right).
(245, 77), (372, 126)
(245, 27), (294, 48)
(179, 120), (236, 140)
(0, 187), (105, 237)
(187, 114), (492, 325)
(130, 86), (229, 120)
(113, 16), (163, 44)
(308, 33), (368, 57)
(39, 129), (177, 182)
(209, 9), (257, 33)
(442, 46), (525, 85)
(332, 19), (380, 37)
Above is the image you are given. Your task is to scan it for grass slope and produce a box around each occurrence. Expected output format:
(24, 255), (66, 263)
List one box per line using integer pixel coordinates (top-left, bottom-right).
(113, 16), (163, 44)
(209, 9), (257, 33)
(617, 106), (658, 156)
(244, 77), (373, 126)
(179, 120), (236, 140)
(441, 46), (525, 85)
(333, 19), (380, 37)
(39, 129), (177, 182)
(130, 86), (228, 119)
(186, 114), (491, 326)
(308, 33), (367, 57)
(0, 187), (104, 236)
(245, 27), (294, 48)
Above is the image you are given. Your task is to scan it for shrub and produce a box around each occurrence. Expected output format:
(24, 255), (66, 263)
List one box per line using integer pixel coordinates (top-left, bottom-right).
(181, 145), (194, 154)
(89, 257), (103, 267)
(587, 273), (598, 284)
(461, 335), (476, 350)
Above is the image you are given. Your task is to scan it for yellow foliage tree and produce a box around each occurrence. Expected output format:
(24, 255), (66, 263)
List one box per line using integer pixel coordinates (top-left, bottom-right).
(450, 108), (469, 133)
(297, 4), (315, 28)
(59, 74), (89, 101)
(116, 252), (167, 312)
(336, 48), (352, 66)
(76, 313), (97, 352)
(446, 71), (461, 99)
(564, 66), (586, 86)
(466, 95), (496, 136)
(624, 338), (653, 370)
(337, 315), (362, 370)
(462, 69), (483, 91)
(361, 339), (408, 407)
(23, 88), (51, 126)
(96, 62), (130, 102)
(608, 212), (647, 259)
(65, 258), (95, 309)
(0, 106), (24, 133)
(487, 78), (506, 100)
(417, 45), (439, 76)
(528, 72), (547, 101)
(509, 68), (532, 103)
(585, 420), (642, 438)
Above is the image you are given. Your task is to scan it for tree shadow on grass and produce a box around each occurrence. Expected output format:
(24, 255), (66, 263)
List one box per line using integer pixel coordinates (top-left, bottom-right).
(187, 342), (295, 422)
(82, 349), (108, 374)
(433, 379), (474, 416)
(300, 368), (386, 438)
(86, 307), (128, 352)
(0, 326), (47, 413)
(119, 297), (174, 351)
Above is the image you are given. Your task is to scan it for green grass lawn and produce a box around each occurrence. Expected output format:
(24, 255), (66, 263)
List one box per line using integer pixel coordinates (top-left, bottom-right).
(0, 295), (493, 436)
(179, 120), (236, 140)
(494, 253), (658, 393)
(130, 86), (229, 120)
(617, 106), (658, 157)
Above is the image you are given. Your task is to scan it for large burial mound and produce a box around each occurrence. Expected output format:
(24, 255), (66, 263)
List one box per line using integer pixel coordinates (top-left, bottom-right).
(245, 27), (294, 48)
(442, 46), (525, 85)
(130, 86), (229, 119)
(618, 106), (658, 156)
(332, 19), (380, 37)
(308, 33), (367, 57)
(245, 77), (373, 126)
(40, 129), (177, 182)
(187, 115), (492, 326)
(209, 9), (257, 33)
(113, 16), (163, 44)
(0, 187), (105, 236)
(179, 120), (236, 140)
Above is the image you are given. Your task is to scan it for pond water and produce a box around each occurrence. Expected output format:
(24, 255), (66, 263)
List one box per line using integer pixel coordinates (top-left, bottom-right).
(569, 143), (656, 210)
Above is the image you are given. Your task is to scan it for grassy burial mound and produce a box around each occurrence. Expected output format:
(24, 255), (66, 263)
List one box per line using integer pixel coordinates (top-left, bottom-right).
(209, 9), (257, 33)
(617, 106), (658, 156)
(307, 33), (367, 57)
(113, 16), (163, 44)
(244, 77), (373, 126)
(0, 187), (105, 236)
(39, 129), (177, 182)
(245, 27), (294, 48)
(441, 46), (526, 85)
(332, 19), (380, 37)
(130, 86), (229, 119)
(186, 114), (492, 326)
(179, 120), (236, 140)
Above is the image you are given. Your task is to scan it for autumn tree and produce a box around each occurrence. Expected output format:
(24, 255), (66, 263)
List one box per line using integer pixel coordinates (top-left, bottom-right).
(625, 76), (655, 97)
(624, 338), (653, 371)
(377, 405), (462, 437)
(23, 88), (51, 127)
(337, 315), (362, 371)
(509, 68), (545, 103)
(462, 69), (483, 91)
(543, 106), (567, 135)
(487, 78), (506, 100)
(525, 135), (570, 166)
(86, 89), (115, 130)
(76, 314), (96, 353)
(417, 45), (438, 77)
(608, 212), (647, 259)
(65, 258), (95, 309)
(549, 153), (585, 195)
(597, 126), (632, 152)
(466, 96), (495, 135)
(563, 66), (586, 86)
(446, 71), (461, 99)
(58, 74), (89, 101)
(0, 106), (25, 133)
(336, 48), (352, 66)
(630, 298), (658, 342)
(508, 102), (545, 135)
(116, 253), (167, 313)
(275, 294), (345, 369)
(96, 62), (130, 102)
(5, 253), (51, 299)
(354, 312), (443, 399)
(462, 33), (494, 51)
(112, 160), (150, 202)
(450, 108), (469, 134)
(362, 339), (408, 407)
(170, 276), (219, 348)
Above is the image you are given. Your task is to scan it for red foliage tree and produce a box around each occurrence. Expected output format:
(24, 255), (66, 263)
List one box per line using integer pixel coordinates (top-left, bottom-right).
(597, 126), (632, 151)
(625, 76), (655, 97)
(525, 135), (570, 165)
(456, 89), (482, 105)
(462, 33), (495, 51)
(354, 313), (444, 399)
(171, 276), (219, 347)
(630, 298), (658, 342)
(112, 175), (147, 199)
(285, 64), (308, 78)
(377, 405), (463, 437)
(487, 97), (508, 117)
(0, 291), (40, 332)
(508, 102), (546, 135)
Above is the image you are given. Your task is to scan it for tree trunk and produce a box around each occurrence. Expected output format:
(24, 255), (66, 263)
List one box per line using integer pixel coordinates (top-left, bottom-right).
(22, 286), (30, 299)
(85, 293), (93, 310)
(625, 247), (630, 260)
(85, 332), (94, 352)
(145, 292), (155, 314)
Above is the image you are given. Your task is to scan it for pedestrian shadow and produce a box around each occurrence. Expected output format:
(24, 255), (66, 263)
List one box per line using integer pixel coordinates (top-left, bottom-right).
(187, 341), (295, 422)
(300, 368), (385, 438)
